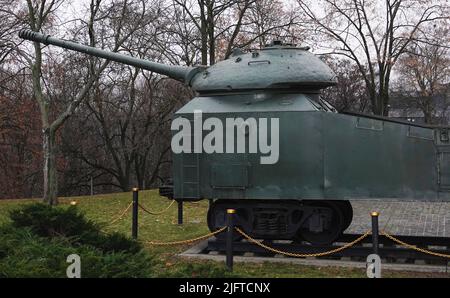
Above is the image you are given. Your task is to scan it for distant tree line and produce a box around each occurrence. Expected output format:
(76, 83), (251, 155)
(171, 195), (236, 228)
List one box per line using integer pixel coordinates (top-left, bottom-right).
(0, 0), (448, 201)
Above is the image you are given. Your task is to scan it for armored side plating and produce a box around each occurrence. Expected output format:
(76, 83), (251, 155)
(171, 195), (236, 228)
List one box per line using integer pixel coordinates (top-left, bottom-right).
(20, 30), (450, 245)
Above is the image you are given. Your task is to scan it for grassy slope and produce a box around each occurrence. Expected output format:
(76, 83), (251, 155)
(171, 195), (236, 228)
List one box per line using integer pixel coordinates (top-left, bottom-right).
(0, 190), (448, 278)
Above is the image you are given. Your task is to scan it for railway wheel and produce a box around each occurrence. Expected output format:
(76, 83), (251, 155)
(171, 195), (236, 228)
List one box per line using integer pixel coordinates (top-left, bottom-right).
(333, 200), (353, 231)
(296, 201), (344, 245)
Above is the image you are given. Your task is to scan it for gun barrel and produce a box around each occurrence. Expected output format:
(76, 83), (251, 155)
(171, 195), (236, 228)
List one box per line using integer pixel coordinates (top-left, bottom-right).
(19, 29), (198, 83)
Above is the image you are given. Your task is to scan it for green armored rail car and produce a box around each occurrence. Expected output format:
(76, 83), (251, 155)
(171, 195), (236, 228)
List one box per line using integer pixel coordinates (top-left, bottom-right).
(20, 30), (450, 245)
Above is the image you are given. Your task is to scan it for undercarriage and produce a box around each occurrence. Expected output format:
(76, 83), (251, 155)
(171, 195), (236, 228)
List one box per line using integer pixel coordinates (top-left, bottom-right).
(207, 199), (353, 245)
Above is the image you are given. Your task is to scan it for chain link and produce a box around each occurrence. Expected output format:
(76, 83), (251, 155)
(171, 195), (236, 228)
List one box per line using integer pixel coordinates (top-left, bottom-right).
(235, 227), (371, 258)
(138, 200), (175, 215)
(106, 199), (450, 260)
(381, 230), (450, 259)
(108, 202), (133, 225)
(145, 227), (226, 246)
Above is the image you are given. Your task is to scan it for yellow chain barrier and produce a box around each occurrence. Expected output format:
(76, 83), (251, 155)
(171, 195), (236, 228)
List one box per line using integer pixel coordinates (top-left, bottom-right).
(145, 227), (227, 246)
(381, 231), (450, 259)
(235, 227), (371, 258)
(138, 200), (175, 215)
(108, 202), (133, 225)
(106, 199), (450, 260)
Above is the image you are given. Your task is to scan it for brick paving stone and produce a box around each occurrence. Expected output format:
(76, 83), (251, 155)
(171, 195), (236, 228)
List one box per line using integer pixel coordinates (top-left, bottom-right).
(345, 200), (450, 237)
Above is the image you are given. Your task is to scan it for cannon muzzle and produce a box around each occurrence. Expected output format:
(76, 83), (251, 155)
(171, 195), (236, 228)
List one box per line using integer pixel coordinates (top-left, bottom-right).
(19, 29), (203, 84)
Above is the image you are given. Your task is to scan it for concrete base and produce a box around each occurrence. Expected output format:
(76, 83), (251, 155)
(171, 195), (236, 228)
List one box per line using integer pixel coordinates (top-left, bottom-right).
(180, 240), (450, 274)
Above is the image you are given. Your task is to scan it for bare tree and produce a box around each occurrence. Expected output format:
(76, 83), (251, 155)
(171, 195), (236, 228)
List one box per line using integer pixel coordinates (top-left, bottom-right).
(71, 76), (185, 191)
(12, 0), (149, 204)
(0, 65), (42, 199)
(171, 0), (300, 65)
(297, 0), (448, 116)
(58, 0), (188, 192)
(152, 3), (201, 66)
(320, 57), (370, 112)
(0, 1), (22, 65)
(239, 0), (303, 49)
(172, 0), (254, 65)
(395, 25), (449, 124)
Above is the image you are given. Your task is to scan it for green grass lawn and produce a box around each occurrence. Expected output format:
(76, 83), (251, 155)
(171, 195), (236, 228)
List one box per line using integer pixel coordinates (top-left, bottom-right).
(0, 190), (448, 278)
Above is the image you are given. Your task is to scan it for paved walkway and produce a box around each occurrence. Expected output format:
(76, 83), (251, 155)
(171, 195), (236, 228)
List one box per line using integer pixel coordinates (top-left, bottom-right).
(346, 200), (450, 237)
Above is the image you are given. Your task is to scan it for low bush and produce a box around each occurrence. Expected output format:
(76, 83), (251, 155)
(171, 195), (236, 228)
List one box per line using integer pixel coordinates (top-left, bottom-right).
(9, 203), (98, 238)
(0, 225), (154, 278)
(9, 203), (141, 253)
(0, 203), (154, 277)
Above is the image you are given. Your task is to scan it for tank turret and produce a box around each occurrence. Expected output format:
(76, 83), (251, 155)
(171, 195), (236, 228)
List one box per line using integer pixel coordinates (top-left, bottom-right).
(19, 30), (336, 93)
(192, 40), (336, 93)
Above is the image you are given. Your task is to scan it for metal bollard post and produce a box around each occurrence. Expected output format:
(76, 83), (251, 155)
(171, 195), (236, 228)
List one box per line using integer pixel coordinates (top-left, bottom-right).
(177, 201), (183, 225)
(226, 209), (235, 271)
(371, 211), (379, 255)
(132, 188), (139, 239)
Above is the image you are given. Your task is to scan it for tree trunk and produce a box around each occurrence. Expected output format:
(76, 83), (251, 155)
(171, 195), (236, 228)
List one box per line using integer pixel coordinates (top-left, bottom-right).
(381, 76), (391, 117)
(424, 111), (433, 124)
(369, 92), (381, 115)
(118, 171), (130, 192)
(199, 2), (208, 65)
(381, 89), (390, 117)
(423, 99), (434, 124)
(371, 99), (381, 115)
(207, 1), (215, 65)
(42, 128), (58, 205)
(369, 83), (390, 116)
(135, 156), (146, 190)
